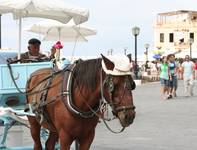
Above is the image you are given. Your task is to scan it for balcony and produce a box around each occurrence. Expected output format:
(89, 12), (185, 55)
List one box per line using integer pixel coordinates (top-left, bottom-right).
(174, 42), (189, 49)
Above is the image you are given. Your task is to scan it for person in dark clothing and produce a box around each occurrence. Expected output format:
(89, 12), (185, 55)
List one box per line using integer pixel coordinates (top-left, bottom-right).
(9, 38), (55, 63)
(167, 54), (178, 98)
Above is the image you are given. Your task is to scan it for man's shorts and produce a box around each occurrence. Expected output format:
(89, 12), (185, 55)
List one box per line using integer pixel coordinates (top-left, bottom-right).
(169, 75), (178, 89)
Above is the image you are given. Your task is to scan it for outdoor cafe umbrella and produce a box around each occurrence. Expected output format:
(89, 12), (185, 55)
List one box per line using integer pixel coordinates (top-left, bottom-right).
(0, 0), (89, 58)
(25, 19), (97, 61)
(25, 19), (97, 42)
(153, 54), (161, 59)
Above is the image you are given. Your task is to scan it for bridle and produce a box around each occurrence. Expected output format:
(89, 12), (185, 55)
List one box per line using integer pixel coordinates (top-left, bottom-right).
(99, 69), (136, 133)
(63, 65), (136, 121)
(101, 72), (136, 116)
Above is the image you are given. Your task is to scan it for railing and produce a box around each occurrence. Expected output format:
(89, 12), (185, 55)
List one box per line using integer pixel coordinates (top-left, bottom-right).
(155, 20), (197, 27)
(174, 42), (190, 49)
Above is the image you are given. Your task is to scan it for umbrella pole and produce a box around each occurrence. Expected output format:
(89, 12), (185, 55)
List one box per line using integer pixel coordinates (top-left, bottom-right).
(18, 17), (22, 60)
(55, 28), (61, 61)
(55, 49), (60, 61)
(58, 28), (60, 41)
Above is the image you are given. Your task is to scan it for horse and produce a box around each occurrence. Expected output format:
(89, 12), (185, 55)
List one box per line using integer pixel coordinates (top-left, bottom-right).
(26, 54), (136, 150)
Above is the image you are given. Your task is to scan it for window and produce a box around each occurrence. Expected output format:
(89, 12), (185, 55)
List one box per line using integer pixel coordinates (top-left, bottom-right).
(160, 33), (164, 43)
(190, 32), (194, 41)
(169, 33), (174, 42)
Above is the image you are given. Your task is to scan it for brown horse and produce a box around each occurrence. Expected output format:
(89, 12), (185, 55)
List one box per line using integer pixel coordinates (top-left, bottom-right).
(26, 55), (136, 150)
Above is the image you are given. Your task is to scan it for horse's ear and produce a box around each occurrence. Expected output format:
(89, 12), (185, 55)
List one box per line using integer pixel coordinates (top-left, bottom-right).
(101, 54), (114, 70)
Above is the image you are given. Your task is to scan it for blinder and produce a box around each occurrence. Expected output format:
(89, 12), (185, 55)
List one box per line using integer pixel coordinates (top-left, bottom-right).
(104, 75), (136, 92)
(103, 74), (136, 115)
(125, 76), (136, 91)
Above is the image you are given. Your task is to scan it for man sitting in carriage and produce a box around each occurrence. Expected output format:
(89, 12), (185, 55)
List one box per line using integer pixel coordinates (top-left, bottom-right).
(8, 38), (56, 63)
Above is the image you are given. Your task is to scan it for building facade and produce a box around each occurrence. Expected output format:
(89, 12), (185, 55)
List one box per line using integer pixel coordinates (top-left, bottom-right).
(154, 10), (197, 57)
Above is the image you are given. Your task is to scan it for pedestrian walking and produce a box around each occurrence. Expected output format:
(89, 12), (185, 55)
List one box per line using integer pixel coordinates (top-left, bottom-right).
(167, 54), (178, 98)
(158, 56), (170, 99)
(181, 55), (195, 96)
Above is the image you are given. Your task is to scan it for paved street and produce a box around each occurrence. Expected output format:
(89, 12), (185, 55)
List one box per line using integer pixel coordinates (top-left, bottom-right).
(91, 80), (197, 150)
(1, 80), (197, 150)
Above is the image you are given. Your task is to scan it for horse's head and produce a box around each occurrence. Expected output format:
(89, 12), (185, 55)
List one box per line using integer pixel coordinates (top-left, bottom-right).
(101, 54), (136, 127)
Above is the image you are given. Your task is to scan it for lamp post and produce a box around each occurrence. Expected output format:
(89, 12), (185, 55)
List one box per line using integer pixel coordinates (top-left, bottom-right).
(110, 49), (113, 55)
(124, 47), (128, 55)
(132, 26), (140, 79)
(107, 49), (113, 55)
(144, 43), (150, 61)
(107, 50), (110, 55)
(188, 38), (194, 58)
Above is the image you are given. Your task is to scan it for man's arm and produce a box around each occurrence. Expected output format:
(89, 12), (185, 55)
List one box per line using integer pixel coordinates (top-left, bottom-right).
(7, 53), (27, 63)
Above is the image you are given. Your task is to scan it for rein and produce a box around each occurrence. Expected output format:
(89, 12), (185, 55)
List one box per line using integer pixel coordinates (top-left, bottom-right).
(100, 70), (126, 133)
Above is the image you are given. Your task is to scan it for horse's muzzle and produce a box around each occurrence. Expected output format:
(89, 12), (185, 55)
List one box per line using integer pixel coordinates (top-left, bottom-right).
(116, 105), (136, 127)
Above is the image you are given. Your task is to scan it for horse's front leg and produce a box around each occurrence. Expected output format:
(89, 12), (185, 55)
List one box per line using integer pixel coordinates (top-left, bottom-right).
(45, 131), (59, 150)
(59, 130), (73, 150)
(78, 129), (95, 150)
(28, 116), (42, 150)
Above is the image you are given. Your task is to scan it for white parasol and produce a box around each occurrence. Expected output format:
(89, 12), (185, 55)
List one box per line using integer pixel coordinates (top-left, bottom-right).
(0, 0), (89, 59)
(25, 19), (97, 42)
(25, 19), (97, 61)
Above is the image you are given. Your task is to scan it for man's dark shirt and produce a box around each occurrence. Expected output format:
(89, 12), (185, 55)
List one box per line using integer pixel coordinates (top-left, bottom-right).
(9, 52), (50, 63)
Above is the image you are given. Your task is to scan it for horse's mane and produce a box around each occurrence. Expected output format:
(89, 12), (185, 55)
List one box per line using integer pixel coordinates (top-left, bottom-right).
(73, 58), (102, 91)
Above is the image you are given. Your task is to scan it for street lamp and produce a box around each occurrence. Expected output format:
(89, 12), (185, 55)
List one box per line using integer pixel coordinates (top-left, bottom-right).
(110, 49), (113, 55)
(144, 43), (150, 61)
(107, 49), (113, 55)
(188, 38), (194, 58)
(132, 26), (140, 79)
(124, 47), (128, 55)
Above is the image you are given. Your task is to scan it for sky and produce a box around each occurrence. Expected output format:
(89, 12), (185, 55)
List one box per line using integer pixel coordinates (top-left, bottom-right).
(1, 0), (197, 58)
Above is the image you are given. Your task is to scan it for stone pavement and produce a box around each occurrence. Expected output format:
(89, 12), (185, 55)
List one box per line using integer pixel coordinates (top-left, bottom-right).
(91, 80), (197, 150)
(0, 80), (197, 150)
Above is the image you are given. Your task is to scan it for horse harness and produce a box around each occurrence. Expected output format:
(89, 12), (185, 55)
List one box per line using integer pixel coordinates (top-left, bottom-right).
(101, 73), (136, 116)
(26, 65), (72, 129)
(61, 66), (136, 119)
(27, 61), (136, 126)
(61, 61), (101, 118)
(28, 68), (58, 130)
(60, 65), (136, 119)
(27, 60), (100, 130)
